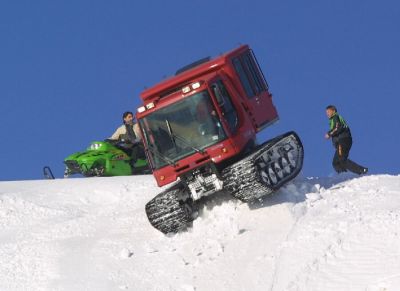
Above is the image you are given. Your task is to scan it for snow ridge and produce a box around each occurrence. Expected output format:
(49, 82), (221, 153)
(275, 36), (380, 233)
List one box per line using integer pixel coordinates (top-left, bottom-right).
(0, 174), (399, 290)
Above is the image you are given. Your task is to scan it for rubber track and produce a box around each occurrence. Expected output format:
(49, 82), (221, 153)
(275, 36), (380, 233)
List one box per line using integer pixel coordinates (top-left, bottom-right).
(222, 131), (303, 202)
(145, 184), (196, 234)
(222, 148), (272, 202)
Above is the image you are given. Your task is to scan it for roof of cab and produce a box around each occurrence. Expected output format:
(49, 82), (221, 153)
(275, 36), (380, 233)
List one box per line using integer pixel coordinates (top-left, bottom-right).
(140, 45), (249, 103)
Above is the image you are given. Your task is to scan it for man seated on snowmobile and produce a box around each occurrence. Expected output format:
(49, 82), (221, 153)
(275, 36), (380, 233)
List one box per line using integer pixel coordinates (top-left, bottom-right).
(108, 111), (146, 162)
(324, 105), (368, 175)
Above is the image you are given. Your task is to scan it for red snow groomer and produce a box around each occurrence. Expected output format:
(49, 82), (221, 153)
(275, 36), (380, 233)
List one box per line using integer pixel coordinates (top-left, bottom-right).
(136, 45), (304, 234)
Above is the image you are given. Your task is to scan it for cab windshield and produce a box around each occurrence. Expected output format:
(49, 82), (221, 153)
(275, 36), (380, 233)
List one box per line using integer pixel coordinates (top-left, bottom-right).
(139, 90), (226, 169)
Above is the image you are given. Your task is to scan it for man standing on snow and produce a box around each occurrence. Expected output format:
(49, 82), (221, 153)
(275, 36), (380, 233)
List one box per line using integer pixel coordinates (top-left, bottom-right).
(325, 105), (368, 175)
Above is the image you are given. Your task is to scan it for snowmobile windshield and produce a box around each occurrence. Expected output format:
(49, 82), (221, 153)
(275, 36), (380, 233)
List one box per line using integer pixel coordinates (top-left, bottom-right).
(139, 90), (226, 169)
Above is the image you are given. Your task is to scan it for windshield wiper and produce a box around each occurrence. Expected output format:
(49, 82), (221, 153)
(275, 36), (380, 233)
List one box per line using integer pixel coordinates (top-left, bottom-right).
(146, 144), (177, 167)
(165, 119), (178, 151)
(165, 119), (205, 155)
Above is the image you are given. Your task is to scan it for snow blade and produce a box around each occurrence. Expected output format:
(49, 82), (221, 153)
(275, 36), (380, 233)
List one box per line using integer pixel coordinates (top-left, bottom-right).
(43, 166), (55, 180)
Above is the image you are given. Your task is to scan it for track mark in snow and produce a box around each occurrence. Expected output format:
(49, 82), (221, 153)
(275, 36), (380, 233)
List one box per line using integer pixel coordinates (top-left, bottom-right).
(271, 175), (400, 291)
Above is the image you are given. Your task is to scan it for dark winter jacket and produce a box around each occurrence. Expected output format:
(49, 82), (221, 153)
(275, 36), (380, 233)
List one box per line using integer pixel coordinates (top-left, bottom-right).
(327, 113), (352, 146)
(109, 123), (141, 144)
(124, 123), (138, 143)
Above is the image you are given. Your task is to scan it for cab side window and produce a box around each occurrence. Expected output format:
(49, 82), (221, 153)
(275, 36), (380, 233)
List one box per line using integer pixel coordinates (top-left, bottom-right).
(232, 51), (268, 98)
(211, 80), (239, 134)
(243, 53), (265, 94)
(233, 58), (254, 98)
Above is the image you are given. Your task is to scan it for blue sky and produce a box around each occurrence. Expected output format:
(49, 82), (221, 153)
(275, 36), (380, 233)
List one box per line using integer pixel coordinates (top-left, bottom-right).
(1, 0), (399, 181)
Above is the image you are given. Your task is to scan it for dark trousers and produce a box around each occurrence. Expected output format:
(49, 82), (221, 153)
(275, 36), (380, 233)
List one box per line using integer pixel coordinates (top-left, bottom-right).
(120, 143), (146, 162)
(131, 143), (146, 160)
(332, 137), (365, 174)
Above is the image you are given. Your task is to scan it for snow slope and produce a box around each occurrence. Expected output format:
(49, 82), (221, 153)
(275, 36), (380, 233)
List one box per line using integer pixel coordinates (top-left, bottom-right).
(0, 174), (399, 291)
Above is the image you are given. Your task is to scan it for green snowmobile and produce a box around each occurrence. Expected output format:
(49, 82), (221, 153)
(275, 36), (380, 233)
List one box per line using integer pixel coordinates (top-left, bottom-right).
(64, 140), (150, 177)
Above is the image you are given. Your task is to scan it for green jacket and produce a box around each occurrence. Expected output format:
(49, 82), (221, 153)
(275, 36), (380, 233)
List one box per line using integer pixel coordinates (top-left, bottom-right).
(327, 113), (351, 145)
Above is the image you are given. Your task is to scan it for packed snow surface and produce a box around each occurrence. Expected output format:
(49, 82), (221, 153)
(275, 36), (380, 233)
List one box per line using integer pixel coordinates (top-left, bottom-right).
(0, 174), (400, 290)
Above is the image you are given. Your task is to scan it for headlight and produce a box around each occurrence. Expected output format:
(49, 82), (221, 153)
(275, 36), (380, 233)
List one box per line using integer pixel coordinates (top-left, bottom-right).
(91, 143), (101, 150)
(191, 82), (201, 89)
(146, 102), (155, 109)
(182, 86), (191, 94)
